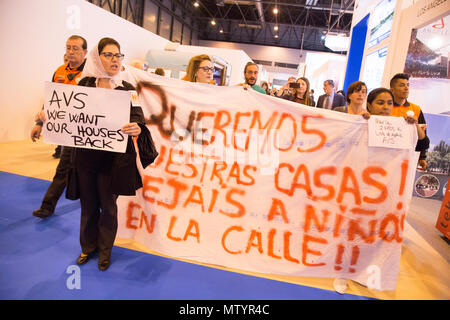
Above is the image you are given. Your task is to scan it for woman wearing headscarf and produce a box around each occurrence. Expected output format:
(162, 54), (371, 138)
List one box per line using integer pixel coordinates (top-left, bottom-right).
(68, 37), (158, 271)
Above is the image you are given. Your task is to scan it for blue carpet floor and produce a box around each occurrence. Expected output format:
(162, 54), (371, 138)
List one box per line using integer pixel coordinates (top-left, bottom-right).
(0, 171), (373, 300)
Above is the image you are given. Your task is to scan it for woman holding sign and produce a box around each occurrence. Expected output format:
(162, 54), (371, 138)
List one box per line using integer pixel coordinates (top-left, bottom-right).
(68, 37), (158, 271)
(366, 88), (427, 141)
(333, 87), (428, 294)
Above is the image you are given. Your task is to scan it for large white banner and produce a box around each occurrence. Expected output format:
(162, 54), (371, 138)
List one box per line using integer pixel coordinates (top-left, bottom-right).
(43, 82), (130, 153)
(117, 70), (419, 291)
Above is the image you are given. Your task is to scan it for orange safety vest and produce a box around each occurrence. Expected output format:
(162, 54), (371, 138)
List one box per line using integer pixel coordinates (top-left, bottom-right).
(390, 100), (422, 120)
(52, 60), (85, 85)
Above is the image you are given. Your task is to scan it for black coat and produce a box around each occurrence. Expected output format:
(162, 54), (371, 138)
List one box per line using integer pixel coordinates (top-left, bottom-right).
(66, 77), (158, 199)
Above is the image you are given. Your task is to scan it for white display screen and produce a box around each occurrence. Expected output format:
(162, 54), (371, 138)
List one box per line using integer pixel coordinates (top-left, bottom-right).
(361, 46), (388, 92)
(367, 0), (397, 49)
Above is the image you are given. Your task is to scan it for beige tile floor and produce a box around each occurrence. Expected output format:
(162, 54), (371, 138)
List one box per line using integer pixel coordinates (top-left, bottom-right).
(2, 139), (449, 300)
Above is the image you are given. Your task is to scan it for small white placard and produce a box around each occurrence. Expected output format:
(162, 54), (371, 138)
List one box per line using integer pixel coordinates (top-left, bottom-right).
(368, 115), (413, 149)
(42, 82), (131, 153)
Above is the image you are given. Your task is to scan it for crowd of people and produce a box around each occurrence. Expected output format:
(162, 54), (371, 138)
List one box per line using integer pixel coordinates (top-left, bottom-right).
(254, 72), (429, 172)
(30, 35), (430, 281)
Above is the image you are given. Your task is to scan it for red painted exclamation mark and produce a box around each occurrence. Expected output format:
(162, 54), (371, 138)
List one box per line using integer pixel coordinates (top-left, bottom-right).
(397, 160), (409, 211)
(334, 244), (345, 271)
(348, 246), (360, 273)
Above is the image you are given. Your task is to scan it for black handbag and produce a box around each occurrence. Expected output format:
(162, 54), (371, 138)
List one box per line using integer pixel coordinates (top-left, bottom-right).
(137, 124), (159, 168)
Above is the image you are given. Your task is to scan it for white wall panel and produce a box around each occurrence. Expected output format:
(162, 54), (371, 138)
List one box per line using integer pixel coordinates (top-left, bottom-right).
(0, 0), (169, 142)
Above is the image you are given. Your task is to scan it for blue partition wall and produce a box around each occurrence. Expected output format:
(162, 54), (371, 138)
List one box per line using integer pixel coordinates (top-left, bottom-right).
(343, 14), (370, 94)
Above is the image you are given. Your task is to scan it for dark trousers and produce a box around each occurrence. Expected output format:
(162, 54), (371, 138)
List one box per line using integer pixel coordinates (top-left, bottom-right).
(77, 168), (118, 261)
(40, 146), (72, 212)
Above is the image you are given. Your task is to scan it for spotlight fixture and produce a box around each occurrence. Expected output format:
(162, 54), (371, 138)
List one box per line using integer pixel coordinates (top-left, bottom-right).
(193, 1), (199, 7)
(211, 20), (216, 26)
(274, 25), (279, 31)
(274, 34), (279, 38)
(273, 7), (278, 14)
(219, 29), (224, 33)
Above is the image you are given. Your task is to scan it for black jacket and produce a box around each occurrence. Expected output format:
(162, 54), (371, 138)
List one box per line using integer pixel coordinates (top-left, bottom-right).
(316, 93), (346, 110)
(66, 77), (158, 199)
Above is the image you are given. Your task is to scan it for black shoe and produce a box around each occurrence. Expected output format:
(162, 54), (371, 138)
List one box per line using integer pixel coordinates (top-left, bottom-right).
(98, 259), (110, 271)
(76, 253), (90, 265)
(32, 208), (54, 218)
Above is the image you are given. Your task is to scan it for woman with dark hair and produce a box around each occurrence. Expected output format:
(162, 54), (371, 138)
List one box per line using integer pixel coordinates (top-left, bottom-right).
(184, 54), (215, 84)
(334, 81), (370, 119)
(366, 87), (395, 115)
(281, 77), (314, 106)
(333, 87), (427, 294)
(366, 87), (426, 140)
(69, 37), (158, 271)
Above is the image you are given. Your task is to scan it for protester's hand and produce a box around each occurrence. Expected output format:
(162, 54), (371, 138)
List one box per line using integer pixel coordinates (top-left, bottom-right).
(122, 122), (141, 136)
(281, 82), (291, 92)
(418, 123), (427, 130)
(30, 124), (42, 142)
(405, 116), (417, 125)
(241, 83), (251, 90)
(418, 159), (427, 171)
(35, 110), (46, 122)
(361, 111), (370, 120)
(276, 84), (289, 96)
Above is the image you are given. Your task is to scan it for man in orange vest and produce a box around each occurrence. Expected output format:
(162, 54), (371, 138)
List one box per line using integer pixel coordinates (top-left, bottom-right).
(390, 73), (429, 170)
(31, 35), (88, 218)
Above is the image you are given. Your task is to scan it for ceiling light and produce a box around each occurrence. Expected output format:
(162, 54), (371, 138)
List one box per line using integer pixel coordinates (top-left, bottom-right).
(219, 29), (223, 33)
(211, 20), (216, 26)
(274, 34), (279, 38)
(274, 25), (279, 31)
(193, 1), (199, 7)
(273, 7), (279, 14)
(427, 37), (443, 50)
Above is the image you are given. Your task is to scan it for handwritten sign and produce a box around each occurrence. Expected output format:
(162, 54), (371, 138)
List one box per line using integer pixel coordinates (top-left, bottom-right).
(42, 82), (131, 153)
(114, 70), (420, 291)
(368, 116), (415, 149)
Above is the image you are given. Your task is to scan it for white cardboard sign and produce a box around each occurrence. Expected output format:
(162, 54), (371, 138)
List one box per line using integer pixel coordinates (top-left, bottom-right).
(42, 81), (131, 153)
(368, 115), (414, 149)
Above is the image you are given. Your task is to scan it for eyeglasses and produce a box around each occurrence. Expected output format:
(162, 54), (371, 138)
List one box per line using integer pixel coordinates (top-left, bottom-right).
(100, 52), (125, 60)
(198, 66), (214, 72)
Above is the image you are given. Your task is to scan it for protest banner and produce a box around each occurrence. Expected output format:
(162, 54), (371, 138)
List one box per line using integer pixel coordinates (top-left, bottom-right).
(116, 70), (419, 291)
(436, 178), (450, 240)
(42, 82), (131, 153)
